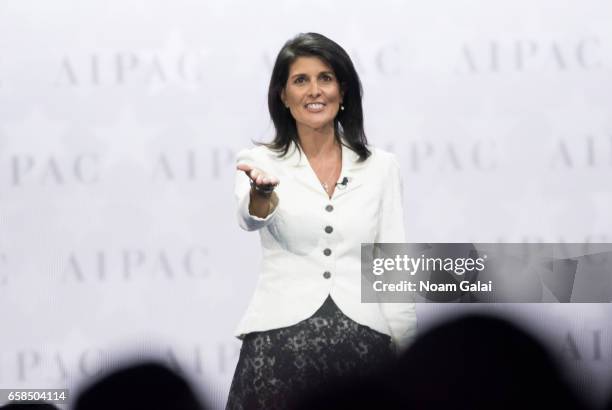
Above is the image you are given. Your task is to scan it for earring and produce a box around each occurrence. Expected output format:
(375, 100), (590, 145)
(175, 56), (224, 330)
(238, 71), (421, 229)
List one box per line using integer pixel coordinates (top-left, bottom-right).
(340, 104), (345, 111)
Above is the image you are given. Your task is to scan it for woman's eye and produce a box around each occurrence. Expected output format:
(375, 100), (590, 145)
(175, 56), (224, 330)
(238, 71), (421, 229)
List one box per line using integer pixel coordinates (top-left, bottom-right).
(321, 75), (332, 81)
(294, 77), (306, 84)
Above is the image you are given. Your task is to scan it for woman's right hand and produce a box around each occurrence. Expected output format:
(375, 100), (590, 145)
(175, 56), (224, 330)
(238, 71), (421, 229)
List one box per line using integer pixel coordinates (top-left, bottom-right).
(237, 163), (280, 219)
(236, 163), (280, 195)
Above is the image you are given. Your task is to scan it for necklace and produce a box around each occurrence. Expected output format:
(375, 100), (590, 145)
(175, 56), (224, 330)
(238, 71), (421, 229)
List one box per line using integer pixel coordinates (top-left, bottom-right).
(318, 148), (342, 196)
(321, 173), (334, 194)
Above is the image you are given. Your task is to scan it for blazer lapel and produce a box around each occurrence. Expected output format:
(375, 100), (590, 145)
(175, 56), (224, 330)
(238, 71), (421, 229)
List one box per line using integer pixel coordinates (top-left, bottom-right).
(278, 140), (369, 199)
(281, 143), (326, 195)
(332, 142), (367, 199)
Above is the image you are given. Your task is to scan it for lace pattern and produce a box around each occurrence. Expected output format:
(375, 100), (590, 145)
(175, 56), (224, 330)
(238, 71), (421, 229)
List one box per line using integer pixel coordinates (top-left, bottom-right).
(226, 295), (394, 410)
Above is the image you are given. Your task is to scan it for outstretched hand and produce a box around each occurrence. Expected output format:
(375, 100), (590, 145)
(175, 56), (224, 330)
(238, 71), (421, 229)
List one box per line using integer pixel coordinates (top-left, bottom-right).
(237, 163), (279, 191)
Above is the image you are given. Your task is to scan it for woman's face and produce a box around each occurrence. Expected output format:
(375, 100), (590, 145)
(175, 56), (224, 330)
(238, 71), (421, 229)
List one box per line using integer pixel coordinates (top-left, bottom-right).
(281, 56), (343, 134)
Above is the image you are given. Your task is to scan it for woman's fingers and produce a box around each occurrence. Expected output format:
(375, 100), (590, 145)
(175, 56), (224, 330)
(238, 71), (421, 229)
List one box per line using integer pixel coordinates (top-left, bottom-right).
(237, 163), (279, 188)
(262, 176), (279, 185)
(236, 163), (252, 173)
(237, 163), (260, 180)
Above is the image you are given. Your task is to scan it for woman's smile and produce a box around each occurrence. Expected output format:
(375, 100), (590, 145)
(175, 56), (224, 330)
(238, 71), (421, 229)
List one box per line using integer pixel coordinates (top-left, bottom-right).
(304, 102), (326, 112)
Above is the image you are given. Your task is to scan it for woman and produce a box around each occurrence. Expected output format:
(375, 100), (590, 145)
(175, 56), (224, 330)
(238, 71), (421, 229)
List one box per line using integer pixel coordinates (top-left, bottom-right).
(227, 33), (416, 410)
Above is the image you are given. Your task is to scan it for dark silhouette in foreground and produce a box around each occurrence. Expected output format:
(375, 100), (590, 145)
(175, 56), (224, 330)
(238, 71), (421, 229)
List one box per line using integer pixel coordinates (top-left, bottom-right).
(298, 314), (587, 409)
(73, 361), (206, 410)
(0, 404), (59, 410)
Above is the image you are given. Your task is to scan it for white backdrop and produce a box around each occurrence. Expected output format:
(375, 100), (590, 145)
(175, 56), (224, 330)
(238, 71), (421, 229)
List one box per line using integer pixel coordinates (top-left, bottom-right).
(1, 0), (611, 408)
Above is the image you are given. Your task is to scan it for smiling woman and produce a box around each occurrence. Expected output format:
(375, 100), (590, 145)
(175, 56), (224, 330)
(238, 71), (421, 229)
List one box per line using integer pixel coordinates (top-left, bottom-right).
(281, 56), (344, 134)
(227, 33), (417, 410)
(279, 56), (345, 195)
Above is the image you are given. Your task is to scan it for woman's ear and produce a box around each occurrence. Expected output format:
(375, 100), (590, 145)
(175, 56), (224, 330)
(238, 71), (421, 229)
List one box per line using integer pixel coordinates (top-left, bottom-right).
(280, 89), (287, 108)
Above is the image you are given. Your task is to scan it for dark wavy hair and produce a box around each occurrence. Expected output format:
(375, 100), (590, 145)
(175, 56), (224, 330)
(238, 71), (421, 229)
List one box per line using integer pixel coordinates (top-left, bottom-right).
(264, 32), (371, 161)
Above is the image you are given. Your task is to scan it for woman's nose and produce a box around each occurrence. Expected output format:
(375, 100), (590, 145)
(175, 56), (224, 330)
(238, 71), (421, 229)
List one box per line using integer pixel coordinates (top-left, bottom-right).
(308, 81), (321, 97)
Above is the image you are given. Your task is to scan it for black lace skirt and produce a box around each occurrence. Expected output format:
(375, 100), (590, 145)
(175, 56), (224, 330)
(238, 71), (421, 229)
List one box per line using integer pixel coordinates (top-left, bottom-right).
(226, 295), (395, 410)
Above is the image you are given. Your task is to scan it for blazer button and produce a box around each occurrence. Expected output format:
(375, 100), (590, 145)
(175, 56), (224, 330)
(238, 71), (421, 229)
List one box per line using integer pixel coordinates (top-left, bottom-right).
(323, 248), (332, 256)
(324, 226), (333, 234)
(325, 204), (334, 212)
(323, 271), (331, 279)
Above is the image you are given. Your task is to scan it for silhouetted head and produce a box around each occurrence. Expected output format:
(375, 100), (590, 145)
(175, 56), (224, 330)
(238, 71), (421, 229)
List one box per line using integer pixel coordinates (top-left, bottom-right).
(0, 404), (59, 410)
(299, 314), (586, 410)
(73, 361), (205, 410)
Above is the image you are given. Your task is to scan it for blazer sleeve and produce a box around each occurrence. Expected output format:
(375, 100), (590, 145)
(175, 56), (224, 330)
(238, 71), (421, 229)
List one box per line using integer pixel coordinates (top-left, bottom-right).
(234, 148), (279, 231)
(375, 153), (418, 353)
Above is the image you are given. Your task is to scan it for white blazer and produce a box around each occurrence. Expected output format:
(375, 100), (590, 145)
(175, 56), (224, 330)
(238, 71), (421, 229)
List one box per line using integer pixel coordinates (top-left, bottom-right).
(234, 140), (417, 351)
